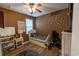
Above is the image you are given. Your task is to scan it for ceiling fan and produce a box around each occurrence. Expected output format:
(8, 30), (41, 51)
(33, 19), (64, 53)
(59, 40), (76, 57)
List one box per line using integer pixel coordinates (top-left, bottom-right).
(23, 3), (42, 14)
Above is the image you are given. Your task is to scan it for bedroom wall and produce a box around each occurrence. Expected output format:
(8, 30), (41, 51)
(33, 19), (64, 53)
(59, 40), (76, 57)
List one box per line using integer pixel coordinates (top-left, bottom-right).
(0, 7), (34, 33)
(35, 8), (70, 37)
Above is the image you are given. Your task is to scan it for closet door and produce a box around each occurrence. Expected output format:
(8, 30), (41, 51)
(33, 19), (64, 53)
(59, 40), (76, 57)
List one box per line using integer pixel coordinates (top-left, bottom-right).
(0, 11), (4, 28)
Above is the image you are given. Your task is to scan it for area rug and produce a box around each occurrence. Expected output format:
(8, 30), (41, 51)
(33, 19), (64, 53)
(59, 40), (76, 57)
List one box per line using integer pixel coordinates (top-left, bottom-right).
(16, 49), (40, 56)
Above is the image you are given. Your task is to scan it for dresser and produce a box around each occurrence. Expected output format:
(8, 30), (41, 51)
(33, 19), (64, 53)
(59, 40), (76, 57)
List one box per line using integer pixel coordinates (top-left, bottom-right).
(0, 36), (15, 56)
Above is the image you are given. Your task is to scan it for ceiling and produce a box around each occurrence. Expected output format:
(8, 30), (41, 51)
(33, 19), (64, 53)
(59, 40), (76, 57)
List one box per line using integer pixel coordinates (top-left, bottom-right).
(0, 3), (68, 17)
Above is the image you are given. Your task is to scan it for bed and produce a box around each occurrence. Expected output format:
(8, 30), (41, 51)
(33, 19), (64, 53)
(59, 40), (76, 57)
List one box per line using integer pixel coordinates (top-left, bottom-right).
(29, 29), (51, 48)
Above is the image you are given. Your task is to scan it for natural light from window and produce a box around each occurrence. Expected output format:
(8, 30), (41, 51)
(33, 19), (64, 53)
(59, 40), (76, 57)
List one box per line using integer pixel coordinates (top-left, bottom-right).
(26, 19), (33, 34)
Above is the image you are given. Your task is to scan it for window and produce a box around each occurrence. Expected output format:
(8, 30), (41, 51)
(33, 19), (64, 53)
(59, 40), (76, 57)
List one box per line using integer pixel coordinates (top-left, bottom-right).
(26, 19), (33, 34)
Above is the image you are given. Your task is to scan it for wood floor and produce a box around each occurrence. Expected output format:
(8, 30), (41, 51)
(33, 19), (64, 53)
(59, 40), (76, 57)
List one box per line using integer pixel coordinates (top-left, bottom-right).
(4, 42), (61, 56)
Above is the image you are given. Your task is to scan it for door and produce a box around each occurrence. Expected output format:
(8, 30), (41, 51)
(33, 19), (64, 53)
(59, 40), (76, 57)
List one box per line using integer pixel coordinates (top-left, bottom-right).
(0, 11), (4, 28)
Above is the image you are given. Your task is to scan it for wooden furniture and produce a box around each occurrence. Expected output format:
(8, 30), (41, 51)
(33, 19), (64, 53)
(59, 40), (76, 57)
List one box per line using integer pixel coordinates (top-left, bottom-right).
(62, 31), (72, 56)
(22, 32), (29, 42)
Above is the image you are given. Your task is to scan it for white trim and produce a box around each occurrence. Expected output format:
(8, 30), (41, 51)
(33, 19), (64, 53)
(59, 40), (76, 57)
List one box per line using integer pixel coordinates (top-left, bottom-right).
(22, 41), (30, 45)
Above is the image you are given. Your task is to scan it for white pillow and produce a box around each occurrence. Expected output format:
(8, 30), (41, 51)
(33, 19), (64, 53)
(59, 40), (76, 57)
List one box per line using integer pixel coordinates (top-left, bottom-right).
(5, 27), (15, 36)
(4, 27), (10, 36)
(30, 29), (36, 33)
(0, 29), (7, 36)
(0, 27), (15, 37)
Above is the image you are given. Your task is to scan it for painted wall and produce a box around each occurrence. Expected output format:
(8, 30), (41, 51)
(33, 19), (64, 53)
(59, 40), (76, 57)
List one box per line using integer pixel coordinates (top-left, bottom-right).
(0, 7), (34, 33)
(35, 9), (70, 37)
(0, 7), (26, 33)
(71, 4), (79, 56)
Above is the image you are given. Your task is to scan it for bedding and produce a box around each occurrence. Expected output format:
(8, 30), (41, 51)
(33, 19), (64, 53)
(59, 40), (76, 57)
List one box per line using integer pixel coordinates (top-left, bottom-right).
(29, 29), (51, 48)
(31, 34), (50, 43)
(0, 27), (15, 37)
(29, 34), (51, 48)
(34, 35), (47, 41)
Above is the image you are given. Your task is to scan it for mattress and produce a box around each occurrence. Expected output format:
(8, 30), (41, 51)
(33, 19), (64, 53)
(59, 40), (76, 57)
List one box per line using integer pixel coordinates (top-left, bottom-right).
(29, 34), (51, 48)
(35, 35), (47, 40)
(31, 35), (49, 43)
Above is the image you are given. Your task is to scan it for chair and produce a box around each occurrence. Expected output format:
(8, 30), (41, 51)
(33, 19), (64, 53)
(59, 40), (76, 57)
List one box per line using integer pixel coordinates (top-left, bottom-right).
(48, 31), (61, 49)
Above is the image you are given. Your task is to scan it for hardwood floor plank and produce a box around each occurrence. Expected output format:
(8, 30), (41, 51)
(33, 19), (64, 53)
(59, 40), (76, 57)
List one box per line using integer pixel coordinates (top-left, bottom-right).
(4, 42), (61, 56)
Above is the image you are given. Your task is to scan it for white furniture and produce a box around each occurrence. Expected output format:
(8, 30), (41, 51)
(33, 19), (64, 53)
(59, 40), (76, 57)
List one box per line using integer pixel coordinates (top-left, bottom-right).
(0, 27), (15, 37)
(0, 27), (15, 56)
(29, 29), (51, 48)
(62, 31), (72, 56)
(0, 37), (24, 56)
(29, 34), (50, 48)
(0, 36), (15, 56)
(14, 37), (24, 48)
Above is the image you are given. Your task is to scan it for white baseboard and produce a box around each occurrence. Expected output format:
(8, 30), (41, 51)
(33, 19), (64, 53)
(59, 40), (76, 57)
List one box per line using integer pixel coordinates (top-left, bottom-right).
(22, 41), (30, 44)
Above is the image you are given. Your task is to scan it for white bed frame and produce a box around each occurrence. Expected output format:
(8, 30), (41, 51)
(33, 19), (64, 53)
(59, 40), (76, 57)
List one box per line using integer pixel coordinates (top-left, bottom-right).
(28, 29), (51, 48)
(29, 34), (51, 48)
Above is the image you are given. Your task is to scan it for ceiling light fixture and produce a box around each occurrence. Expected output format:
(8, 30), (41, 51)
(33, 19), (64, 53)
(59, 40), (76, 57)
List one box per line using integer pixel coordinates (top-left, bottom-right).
(26, 3), (42, 14)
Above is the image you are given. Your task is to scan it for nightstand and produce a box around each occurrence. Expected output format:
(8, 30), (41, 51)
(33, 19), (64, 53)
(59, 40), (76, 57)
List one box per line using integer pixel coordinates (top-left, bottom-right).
(14, 37), (24, 48)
